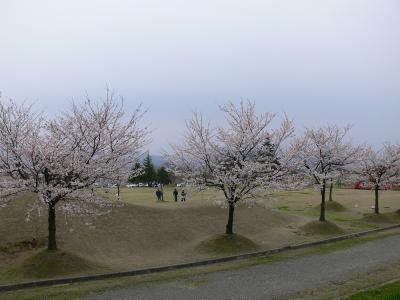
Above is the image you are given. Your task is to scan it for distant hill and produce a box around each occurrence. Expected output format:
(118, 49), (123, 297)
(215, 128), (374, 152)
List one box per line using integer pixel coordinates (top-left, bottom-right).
(139, 154), (166, 168)
(151, 155), (166, 168)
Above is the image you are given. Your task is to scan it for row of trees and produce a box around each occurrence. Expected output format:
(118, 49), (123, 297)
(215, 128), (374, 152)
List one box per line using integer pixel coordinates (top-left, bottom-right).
(167, 101), (400, 234)
(129, 154), (172, 185)
(0, 93), (399, 249)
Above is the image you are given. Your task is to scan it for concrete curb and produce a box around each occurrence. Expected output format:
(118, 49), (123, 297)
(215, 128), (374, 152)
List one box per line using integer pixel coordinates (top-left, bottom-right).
(1, 224), (400, 293)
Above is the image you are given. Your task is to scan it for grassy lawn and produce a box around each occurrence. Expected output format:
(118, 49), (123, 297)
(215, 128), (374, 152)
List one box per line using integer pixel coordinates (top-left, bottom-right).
(0, 186), (399, 286)
(270, 188), (400, 230)
(99, 185), (226, 208)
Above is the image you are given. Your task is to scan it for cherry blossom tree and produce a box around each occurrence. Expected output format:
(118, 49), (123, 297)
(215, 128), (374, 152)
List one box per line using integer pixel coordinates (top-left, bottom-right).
(0, 91), (148, 250)
(294, 125), (360, 222)
(356, 144), (400, 214)
(166, 101), (297, 234)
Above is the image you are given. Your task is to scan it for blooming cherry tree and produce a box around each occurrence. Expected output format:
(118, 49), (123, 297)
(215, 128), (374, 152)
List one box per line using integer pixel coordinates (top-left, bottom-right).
(0, 91), (148, 250)
(356, 144), (400, 214)
(166, 101), (297, 234)
(294, 125), (360, 222)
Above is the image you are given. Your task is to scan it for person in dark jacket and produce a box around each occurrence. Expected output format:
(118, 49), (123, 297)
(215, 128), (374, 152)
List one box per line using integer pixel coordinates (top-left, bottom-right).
(156, 189), (162, 201)
(173, 188), (179, 202)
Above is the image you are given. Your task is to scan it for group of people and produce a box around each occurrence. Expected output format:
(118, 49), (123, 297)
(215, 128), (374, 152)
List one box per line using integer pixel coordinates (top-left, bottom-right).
(155, 187), (187, 202)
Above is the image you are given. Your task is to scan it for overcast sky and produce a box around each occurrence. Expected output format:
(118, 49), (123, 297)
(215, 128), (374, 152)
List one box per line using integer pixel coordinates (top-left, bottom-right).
(0, 0), (399, 153)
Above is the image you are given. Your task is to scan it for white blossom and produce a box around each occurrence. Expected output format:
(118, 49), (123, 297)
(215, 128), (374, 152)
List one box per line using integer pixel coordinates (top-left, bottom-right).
(165, 100), (297, 234)
(0, 90), (149, 249)
(293, 125), (360, 221)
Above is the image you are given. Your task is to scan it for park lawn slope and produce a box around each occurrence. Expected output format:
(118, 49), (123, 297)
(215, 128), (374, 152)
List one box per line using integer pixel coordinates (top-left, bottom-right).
(0, 191), (308, 283)
(1, 187), (400, 283)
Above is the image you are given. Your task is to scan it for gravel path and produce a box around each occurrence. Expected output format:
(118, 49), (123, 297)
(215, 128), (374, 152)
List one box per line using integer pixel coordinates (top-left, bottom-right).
(80, 235), (400, 300)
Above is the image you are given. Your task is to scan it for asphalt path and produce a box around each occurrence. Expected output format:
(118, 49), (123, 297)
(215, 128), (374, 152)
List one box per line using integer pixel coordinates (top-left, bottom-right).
(80, 235), (400, 300)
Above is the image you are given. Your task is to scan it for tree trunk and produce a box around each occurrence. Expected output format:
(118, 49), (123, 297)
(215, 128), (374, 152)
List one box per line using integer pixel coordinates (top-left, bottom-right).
(117, 184), (120, 201)
(374, 186), (379, 214)
(319, 183), (326, 222)
(226, 203), (235, 234)
(329, 182), (333, 201)
(48, 203), (57, 250)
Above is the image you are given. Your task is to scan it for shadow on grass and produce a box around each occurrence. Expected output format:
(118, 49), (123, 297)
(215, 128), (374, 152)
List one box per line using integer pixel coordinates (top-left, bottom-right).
(196, 234), (260, 256)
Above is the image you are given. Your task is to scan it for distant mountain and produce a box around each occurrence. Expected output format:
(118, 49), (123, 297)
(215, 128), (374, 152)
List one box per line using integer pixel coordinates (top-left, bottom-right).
(151, 155), (167, 168)
(139, 154), (166, 168)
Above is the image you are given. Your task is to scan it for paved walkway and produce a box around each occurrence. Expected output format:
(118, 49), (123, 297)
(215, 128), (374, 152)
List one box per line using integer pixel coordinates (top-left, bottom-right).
(81, 235), (400, 300)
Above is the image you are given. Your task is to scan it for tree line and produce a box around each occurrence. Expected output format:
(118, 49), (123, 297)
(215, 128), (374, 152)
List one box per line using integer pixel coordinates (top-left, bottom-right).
(129, 154), (172, 185)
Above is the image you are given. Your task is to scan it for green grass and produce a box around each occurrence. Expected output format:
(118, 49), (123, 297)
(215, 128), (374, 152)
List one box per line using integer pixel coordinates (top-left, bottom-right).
(271, 188), (315, 197)
(99, 185), (225, 208)
(362, 213), (395, 224)
(0, 250), (106, 283)
(346, 281), (400, 300)
(196, 234), (260, 255)
(269, 188), (400, 234)
(326, 200), (347, 212)
(276, 205), (290, 211)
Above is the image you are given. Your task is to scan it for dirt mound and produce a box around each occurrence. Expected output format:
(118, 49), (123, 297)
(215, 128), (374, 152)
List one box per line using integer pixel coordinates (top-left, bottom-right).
(4, 250), (105, 280)
(196, 234), (259, 255)
(362, 213), (394, 224)
(326, 201), (346, 212)
(300, 220), (344, 235)
(313, 201), (346, 213)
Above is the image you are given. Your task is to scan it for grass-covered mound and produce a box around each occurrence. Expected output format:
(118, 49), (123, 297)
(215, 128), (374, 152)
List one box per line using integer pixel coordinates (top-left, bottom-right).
(362, 213), (394, 224)
(326, 201), (346, 212)
(300, 220), (344, 235)
(196, 234), (259, 255)
(2, 249), (105, 281)
(313, 201), (346, 213)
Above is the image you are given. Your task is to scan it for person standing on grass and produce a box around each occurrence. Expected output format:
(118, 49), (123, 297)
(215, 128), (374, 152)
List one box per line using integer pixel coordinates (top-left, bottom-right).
(173, 188), (179, 202)
(181, 189), (187, 202)
(156, 189), (162, 201)
(158, 183), (164, 201)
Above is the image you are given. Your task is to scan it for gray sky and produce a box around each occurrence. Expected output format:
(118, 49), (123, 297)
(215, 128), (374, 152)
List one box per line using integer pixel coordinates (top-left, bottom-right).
(1, 0), (399, 153)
